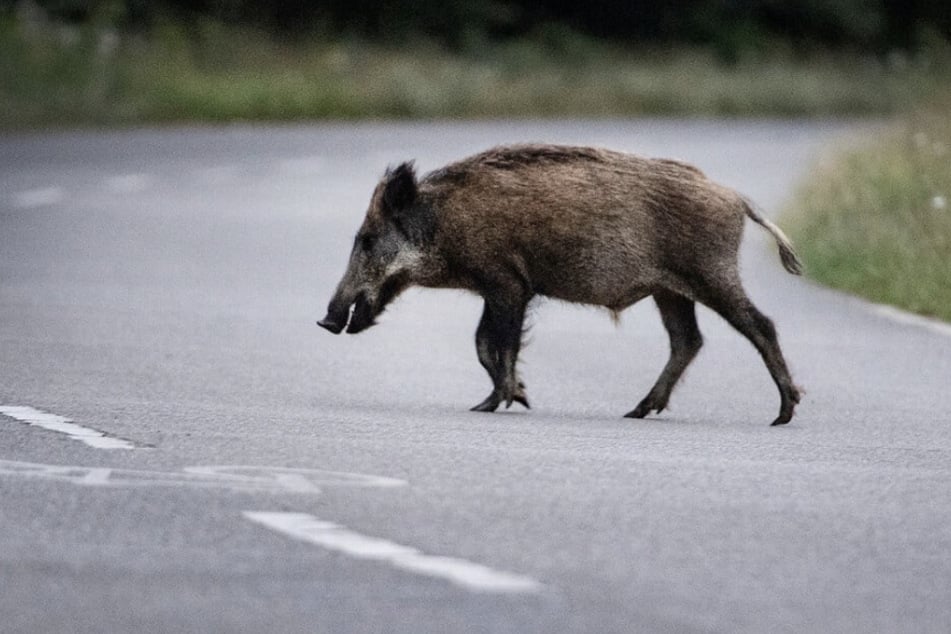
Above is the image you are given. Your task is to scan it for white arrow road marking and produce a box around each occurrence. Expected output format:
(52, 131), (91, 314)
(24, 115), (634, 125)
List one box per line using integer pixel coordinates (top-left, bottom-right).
(0, 405), (136, 449)
(0, 459), (406, 494)
(185, 466), (406, 492)
(0, 455), (527, 592)
(243, 511), (542, 594)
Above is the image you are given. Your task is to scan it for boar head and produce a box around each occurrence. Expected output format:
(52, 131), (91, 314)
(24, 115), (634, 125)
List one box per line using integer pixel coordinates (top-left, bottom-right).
(318, 162), (427, 335)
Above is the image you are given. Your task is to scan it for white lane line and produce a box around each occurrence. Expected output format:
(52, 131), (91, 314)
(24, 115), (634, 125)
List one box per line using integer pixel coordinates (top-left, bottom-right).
(869, 303), (951, 339)
(105, 174), (150, 193)
(12, 187), (64, 209)
(243, 511), (542, 594)
(0, 405), (136, 450)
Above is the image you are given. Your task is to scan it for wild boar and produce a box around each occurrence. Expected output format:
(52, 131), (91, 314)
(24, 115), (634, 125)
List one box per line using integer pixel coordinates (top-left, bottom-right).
(318, 144), (802, 426)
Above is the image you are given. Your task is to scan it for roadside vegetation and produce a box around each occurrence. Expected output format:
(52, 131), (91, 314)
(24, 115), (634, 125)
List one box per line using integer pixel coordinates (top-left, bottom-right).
(3, 3), (950, 321)
(2, 8), (951, 128)
(783, 98), (951, 322)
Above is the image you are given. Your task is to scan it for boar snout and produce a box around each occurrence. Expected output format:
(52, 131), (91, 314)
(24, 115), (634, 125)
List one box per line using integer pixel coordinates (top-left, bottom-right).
(318, 292), (377, 335)
(317, 294), (354, 335)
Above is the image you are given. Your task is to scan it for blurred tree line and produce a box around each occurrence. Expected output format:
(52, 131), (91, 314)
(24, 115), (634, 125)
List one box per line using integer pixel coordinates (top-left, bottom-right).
(3, 0), (949, 57)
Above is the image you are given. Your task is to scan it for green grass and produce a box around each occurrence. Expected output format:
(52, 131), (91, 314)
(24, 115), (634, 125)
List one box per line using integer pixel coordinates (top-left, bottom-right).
(2, 15), (951, 129)
(783, 102), (951, 322)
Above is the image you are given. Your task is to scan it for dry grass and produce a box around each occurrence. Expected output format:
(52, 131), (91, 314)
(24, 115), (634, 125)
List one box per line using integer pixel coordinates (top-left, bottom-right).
(783, 101), (951, 321)
(2, 16), (950, 128)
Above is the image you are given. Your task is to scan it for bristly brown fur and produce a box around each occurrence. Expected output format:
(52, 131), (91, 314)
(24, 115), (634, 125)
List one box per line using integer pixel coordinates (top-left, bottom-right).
(321, 143), (803, 425)
(427, 144), (609, 184)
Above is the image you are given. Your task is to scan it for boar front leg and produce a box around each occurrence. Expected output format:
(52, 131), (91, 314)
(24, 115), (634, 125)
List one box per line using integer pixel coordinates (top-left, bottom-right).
(471, 296), (530, 412)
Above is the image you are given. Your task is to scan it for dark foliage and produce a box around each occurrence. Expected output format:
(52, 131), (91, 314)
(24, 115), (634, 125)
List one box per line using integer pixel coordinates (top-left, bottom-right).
(10, 0), (951, 53)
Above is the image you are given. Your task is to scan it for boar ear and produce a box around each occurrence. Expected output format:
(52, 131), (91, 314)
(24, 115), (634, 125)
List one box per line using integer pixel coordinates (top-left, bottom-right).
(382, 161), (418, 214)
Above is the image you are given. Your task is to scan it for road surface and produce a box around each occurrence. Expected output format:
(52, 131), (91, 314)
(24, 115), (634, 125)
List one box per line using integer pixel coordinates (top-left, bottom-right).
(2, 121), (950, 633)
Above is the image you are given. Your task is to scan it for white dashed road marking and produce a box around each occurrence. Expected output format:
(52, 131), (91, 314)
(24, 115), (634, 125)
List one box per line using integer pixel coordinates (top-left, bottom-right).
(243, 511), (543, 594)
(12, 187), (64, 209)
(0, 405), (136, 449)
(0, 451), (533, 593)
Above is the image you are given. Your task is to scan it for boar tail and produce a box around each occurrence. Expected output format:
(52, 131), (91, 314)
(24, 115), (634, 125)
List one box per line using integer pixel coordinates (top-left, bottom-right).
(742, 200), (803, 275)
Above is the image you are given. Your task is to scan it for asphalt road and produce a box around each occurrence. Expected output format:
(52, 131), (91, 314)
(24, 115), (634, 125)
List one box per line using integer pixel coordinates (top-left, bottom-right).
(1, 121), (950, 633)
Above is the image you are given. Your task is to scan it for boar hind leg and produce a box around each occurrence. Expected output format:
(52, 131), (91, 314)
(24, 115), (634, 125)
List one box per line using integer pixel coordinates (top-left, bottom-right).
(471, 297), (530, 412)
(701, 283), (800, 426)
(626, 291), (703, 419)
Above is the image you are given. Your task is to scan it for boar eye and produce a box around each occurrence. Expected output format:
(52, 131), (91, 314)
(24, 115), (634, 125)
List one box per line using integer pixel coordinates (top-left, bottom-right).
(360, 234), (376, 251)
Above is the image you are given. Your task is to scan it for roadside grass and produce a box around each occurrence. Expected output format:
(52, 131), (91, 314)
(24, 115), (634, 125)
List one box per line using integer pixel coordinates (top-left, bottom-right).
(2, 14), (951, 129)
(782, 101), (951, 322)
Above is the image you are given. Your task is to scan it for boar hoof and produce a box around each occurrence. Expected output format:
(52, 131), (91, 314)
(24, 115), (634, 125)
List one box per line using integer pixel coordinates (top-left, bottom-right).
(471, 393), (502, 413)
(625, 398), (664, 419)
(504, 382), (531, 409)
(770, 393), (798, 426)
(770, 411), (793, 426)
(512, 393), (531, 409)
(471, 388), (531, 412)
